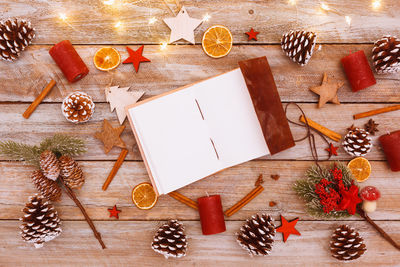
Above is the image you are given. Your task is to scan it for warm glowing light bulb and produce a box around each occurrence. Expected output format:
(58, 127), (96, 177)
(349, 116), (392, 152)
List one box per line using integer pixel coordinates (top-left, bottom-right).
(203, 13), (211, 21)
(288, 0), (297, 5)
(345, 16), (352, 26)
(320, 2), (330, 11)
(160, 42), (168, 50)
(114, 21), (122, 28)
(104, 0), (115, 5)
(149, 17), (157, 24)
(372, 0), (381, 10)
(59, 13), (67, 21)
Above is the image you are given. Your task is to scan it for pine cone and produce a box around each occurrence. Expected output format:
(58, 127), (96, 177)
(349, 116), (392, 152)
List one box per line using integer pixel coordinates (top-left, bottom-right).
(39, 150), (60, 181)
(372, 36), (400, 74)
(330, 225), (366, 261)
(61, 92), (95, 123)
(151, 220), (187, 259)
(281, 30), (317, 66)
(0, 18), (35, 62)
(342, 128), (372, 157)
(19, 194), (62, 248)
(59, 155), (85, 189)
(31, 170), (62, 201)
(236, 214), (276, 256)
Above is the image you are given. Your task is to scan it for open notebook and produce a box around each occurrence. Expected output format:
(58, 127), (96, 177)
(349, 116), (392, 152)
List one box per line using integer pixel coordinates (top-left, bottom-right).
(126, 57), (295, 195)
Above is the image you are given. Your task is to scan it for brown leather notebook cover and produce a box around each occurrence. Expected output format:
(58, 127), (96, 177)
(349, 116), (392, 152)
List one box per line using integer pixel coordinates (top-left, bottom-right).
(238, 56), (295, 155)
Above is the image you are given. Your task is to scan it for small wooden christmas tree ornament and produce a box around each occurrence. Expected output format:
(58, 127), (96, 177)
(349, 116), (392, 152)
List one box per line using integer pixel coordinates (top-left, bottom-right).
(105, 86), (144, 125)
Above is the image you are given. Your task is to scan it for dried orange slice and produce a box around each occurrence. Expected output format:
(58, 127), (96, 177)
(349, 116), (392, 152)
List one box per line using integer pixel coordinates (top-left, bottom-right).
(202, 25), (233, 58)
(132, 182), (158, 210)
(347, 157), (371, 182)
(93, 47), (121, 71)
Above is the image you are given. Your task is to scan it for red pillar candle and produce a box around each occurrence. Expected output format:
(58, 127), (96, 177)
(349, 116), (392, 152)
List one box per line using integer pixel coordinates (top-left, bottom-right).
(197, 195), (226, 235)
(49, 40), (89, 83)
(341, 50), (376, 92)
(379, 130), (400, 172)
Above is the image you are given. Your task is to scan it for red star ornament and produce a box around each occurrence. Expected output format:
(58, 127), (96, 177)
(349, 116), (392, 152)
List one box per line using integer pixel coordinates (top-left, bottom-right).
(337, 185), (362, 215)
(325, 143), (339, 157)
(108, 205), (121, 219)
(245, 28), (259, 41)
(122, 45), (151, 72)
(276, 215), (301, 242)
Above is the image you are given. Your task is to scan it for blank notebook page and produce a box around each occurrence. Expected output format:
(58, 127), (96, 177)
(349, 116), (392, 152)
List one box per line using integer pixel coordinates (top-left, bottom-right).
(128, 87), (222, 194)
(193, 69), (269, 168)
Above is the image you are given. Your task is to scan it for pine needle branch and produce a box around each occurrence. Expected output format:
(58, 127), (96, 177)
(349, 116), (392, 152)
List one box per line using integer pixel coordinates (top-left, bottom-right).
(0, 141), (41, 167)
(39, 134), (86, 157)
(293, 161), (355, 219)
(0, 134), (86, 167)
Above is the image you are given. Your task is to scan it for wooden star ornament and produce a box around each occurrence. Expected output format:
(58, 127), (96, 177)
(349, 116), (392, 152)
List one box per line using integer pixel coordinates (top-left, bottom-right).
(108, 205), (121, 219)
(276, 215), (301, 242)
(245, 28), (259, 41)
(325, 143), (339, 157)
(309, 72), (344, 108)
(123, 46), (150, 72)
(163, 6), (202, 44)
(94, 119), (126, 154)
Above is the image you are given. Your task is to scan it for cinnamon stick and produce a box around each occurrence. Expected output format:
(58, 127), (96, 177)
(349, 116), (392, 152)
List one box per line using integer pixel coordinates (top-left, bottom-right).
(299, 115), (342, 142)
(102, 148), (129, 191)
(59, 177), (106, 249)
(224, 185), (264, 217)
(23, 79), (56, 119)
(357, 207), (400, 251)
(353, 104), (400, 120)
(168, 191), (198, 210)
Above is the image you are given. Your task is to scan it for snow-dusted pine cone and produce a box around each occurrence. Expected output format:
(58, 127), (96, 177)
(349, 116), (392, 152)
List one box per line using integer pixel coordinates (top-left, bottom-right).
(20, 194), (62, 248)
(330, 225), (366, 261)
(236, 214), (276, 256)
(151, 220), (187, 259)
(61, 92), (95, 124)
(59, 155), (85, 189)
(31, 170), (62, 201)
(0, 18), (35, 61)
(342, 128), (372, 157)
(39, 150), (60, 181)
(281, 30), (317, 66)
(372, 36), (400, 74)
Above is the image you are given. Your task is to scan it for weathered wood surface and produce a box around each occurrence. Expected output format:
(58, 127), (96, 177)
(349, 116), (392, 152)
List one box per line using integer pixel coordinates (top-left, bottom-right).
(2, 0), (400, 44)
(0, 220), (399, 266)
(1, 45), (400, 103)
(1, 103), (399, 161)
(1, 160), (398, 221)
(1, 0), (400, 265)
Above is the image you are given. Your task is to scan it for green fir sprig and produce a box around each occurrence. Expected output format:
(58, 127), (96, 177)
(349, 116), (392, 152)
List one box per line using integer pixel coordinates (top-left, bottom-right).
(293, 162), (356, 219)
(0, 134), (86, 167)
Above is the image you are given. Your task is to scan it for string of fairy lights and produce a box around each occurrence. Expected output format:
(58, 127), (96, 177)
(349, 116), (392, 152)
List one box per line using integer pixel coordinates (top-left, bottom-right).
(57, 0), (384, 49)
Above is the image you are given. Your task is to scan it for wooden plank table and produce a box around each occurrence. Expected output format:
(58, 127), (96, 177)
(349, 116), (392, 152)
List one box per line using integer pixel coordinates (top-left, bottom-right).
(1, 0), (399, 265)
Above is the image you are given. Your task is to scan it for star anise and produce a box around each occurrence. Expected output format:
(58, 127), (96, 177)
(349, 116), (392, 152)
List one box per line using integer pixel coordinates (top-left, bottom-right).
(364, 119), (379, 135)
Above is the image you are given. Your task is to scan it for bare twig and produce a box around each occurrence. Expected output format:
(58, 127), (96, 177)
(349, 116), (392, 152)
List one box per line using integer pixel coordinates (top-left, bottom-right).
(59, 177), (106, 249)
